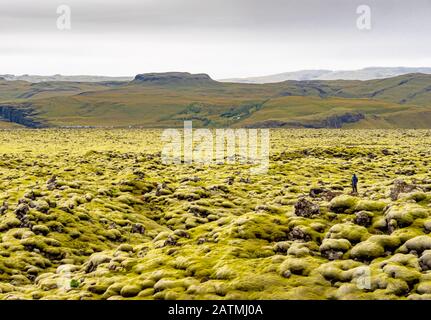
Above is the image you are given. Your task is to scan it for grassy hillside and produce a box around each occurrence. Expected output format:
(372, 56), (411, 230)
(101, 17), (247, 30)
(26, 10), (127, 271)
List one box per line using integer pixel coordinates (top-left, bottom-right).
(0, 120), (24, 129)
(2, 73), (431, 128)
(0, 79), (120, 102)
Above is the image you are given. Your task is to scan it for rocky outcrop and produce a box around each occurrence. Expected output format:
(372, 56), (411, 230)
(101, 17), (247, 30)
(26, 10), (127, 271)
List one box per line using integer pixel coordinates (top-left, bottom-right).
(389, 179), (419, 200)
(294, 197), (320, 217)
(306, 112), (365, 129)
(309, 188), (341, 201)
(0, 105), (44, 128)
(246, 112), (365, 129)
(245, 120), (290, 128)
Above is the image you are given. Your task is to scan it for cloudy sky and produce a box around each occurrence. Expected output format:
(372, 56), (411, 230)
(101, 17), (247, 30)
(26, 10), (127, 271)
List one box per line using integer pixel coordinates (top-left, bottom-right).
(0, 0), (430, 79)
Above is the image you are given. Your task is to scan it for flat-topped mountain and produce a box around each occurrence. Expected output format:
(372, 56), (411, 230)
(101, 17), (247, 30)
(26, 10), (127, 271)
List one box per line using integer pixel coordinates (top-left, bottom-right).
(133, 72), (215, 85)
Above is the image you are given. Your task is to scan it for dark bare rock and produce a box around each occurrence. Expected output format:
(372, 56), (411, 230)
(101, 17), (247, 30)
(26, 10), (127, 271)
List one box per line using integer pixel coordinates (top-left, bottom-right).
(322, 249), (344, 260)
(164, 236), (177, 246)
(131, 223), (145, 234)
(239, 177), (251, 183)
(225, 177), (235, 185)
(389, 179), (419, 200)
(382, 149), (391, 155)
(395, 169), (416, 176)
(14, 203), (32, 228)
(354, 211), (372, 227)
(294, 197), (320, 217)
(288, 226), (312, 241)
(0, 202), (8, 215)
(47, 175), (58, 190)
(309, 188), (341, 201)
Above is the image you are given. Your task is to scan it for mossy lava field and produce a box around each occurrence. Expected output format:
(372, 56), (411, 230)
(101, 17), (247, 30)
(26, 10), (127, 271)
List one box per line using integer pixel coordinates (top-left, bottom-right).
(2, 129), (431, 300)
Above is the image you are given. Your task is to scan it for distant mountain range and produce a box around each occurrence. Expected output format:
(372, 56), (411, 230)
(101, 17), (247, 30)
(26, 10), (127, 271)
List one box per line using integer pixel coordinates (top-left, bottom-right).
(221, 67), (431, 83)
(3, 67), (431, 84)
(2, 71), (431, 129)
(0, 74), (133, 83)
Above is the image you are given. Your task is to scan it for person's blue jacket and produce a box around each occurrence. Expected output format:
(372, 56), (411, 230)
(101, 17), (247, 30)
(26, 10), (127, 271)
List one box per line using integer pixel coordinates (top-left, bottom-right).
(352, 174), (358, 185)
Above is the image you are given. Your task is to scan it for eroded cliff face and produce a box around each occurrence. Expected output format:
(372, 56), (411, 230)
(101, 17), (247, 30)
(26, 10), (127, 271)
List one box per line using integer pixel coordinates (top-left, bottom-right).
(245, 112), (366, 129)
(311, 112), (365, 129)
(0, 105), (45, 128)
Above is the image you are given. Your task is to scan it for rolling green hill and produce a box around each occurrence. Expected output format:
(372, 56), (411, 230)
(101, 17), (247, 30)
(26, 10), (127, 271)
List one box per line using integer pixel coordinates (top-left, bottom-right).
(2, 72), (431, 128)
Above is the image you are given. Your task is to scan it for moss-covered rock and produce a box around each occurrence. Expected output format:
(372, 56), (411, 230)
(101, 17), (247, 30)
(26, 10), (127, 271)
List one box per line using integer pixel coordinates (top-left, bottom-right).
(399, 235), (431, 254)
(320, 239), (351, 253)
(326, 223), (369, 243)
(385, 204), (429, 229)
(417, 281), (431, 294)
(354, 200), (387, 213)
(279, 256), (323, 277)
(350, 241), (385, 260)
(382, 264), (421, 284)
(120, 285), (142, 298)
(329, 195), (359, 214)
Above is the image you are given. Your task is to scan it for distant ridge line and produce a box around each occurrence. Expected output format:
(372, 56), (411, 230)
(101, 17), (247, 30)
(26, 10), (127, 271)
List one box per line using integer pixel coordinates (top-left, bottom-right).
(220, 67), (431, 84)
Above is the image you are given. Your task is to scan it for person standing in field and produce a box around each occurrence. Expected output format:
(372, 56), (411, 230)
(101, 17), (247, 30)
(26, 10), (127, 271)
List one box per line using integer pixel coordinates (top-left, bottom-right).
(352, 174), (358, 194)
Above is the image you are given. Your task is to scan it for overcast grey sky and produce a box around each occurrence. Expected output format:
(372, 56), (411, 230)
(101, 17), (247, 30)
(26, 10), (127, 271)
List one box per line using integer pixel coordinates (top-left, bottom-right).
(0, 0), (430, 78)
